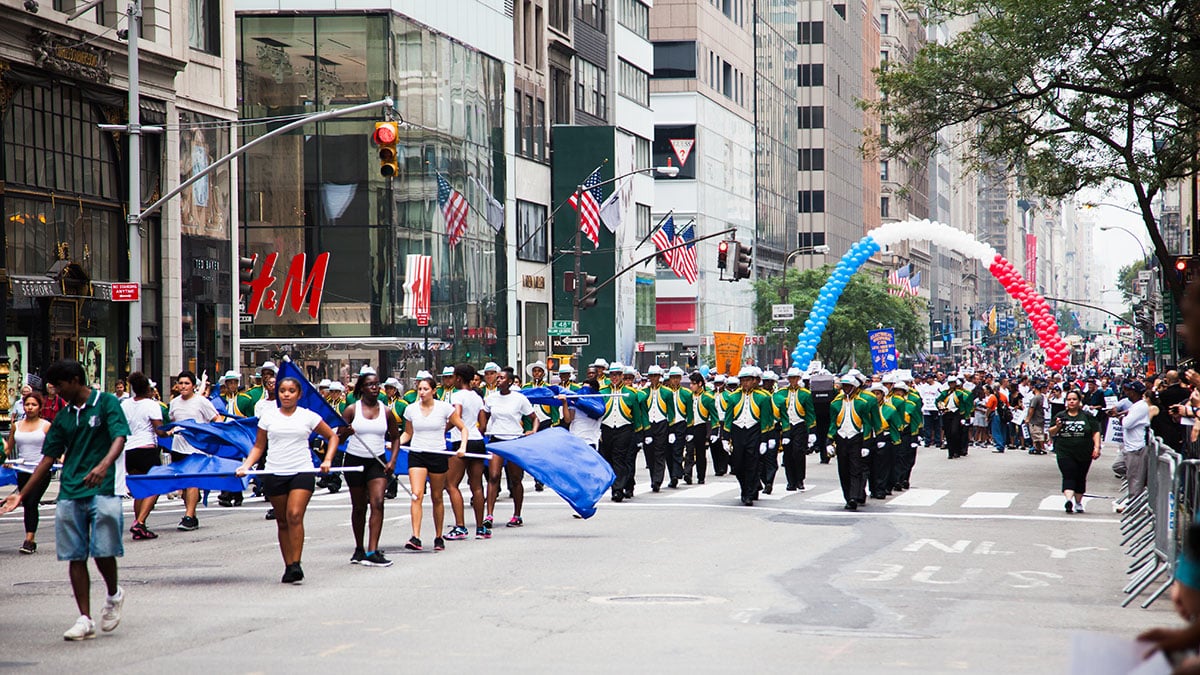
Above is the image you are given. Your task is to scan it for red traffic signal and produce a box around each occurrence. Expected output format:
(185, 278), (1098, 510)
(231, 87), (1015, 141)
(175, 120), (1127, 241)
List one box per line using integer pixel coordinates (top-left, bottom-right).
(373, 122), (397, 146)
(1177, 257), (1188, 272)
(373, 121), (400, 178)
(717, 240), (730, 270)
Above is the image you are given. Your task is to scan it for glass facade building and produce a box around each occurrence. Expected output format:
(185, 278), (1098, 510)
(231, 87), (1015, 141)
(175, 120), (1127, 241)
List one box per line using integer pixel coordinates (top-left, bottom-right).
(236, 13), (507, 379)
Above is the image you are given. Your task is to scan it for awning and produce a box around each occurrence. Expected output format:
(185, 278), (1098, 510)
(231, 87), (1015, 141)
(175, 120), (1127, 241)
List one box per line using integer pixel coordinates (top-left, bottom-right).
(239, 336), (450, 351)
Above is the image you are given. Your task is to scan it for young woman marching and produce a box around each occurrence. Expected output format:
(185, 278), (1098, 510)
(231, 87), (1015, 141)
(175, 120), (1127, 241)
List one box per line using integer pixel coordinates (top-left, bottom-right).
(480, 370), (538, 533)
(121, 373), (166, 539)
(340, 372), (400, 567)
(3, 392), (52, 553)
(399, 377), (468, 552)
(444, 364), (488, 541)
(237, 377), (339, 583)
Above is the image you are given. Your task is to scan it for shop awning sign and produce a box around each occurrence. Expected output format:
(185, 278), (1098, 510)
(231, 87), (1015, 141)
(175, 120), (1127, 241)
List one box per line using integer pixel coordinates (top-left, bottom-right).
(245, 251), (330, 319)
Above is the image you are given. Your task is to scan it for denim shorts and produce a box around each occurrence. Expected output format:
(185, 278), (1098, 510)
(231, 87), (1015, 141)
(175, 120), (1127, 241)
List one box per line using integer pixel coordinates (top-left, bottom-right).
(55, 495), (124, 562)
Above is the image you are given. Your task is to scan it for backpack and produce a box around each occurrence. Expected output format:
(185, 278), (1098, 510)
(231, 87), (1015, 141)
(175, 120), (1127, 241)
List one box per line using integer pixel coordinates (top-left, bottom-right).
(997, 395), (1013, 424)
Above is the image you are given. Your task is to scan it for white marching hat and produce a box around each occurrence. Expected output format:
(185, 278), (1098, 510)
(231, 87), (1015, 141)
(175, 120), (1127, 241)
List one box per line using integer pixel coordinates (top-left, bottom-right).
(714, 374), (727, 383)
(623, 366), (637, 375)
(441, 366), (455, 377)
(559, 364), (576, 374)
(737, 366), (757, 379)
(667, 366), (685, 377)
(526, 361), (547, 375)
(318, 379), (331, 389)
(383, 377), (401, 389)
(359, 365), (377, 376)
(482, 362), (500, 373)
(647, 365), (664, 376)
(869, 383), (887, 393)
(329, 381), (345, 392)
(222, 370), (241, 381)
(415, 370), (432, 380)
(839, 375), (857, 385)
(261, 361), (278, 373)
(762, 370), (779, 381)
(893, 380), (909, 390)
(608, 362), (625, 372)
(591, 358), (609, 369)
(786, 367), (804, 378)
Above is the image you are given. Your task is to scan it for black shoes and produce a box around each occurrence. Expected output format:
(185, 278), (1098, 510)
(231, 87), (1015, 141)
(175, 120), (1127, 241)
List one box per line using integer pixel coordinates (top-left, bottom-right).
(740, 497), (753, 506)
(265, 508), (276, 521)
(612, 493), (624, 502)
(177, 516), (199, 531)
(683, 476), (692, 485)
(786, 485), (798, 491)
(281, 562), (304, 584)
(762, 486), (773, 495)
(668, 480), (678, 489)
(405, 537), (422, 551)
(844, 501), (858, 511)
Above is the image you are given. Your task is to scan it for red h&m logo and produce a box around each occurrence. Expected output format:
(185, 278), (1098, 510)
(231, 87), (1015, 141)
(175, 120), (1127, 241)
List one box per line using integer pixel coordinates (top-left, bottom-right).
(245, 252), (330, 319)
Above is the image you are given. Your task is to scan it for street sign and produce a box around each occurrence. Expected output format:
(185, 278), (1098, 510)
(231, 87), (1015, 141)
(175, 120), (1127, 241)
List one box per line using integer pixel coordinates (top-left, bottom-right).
(1155, 322), (1168, 338)
(771, 303), (795, 321)
(417, 312), (429, 327)
(549, 320), (575, 336)
(771, 326), (788, 333)
(559, 335), (590, 347)
(239, 314), (253, 324)
(111, 283), (140, 301)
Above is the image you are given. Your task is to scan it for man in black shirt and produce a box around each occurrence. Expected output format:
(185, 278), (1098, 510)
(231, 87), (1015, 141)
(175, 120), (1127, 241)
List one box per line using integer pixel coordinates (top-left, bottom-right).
(1155, 370), (1190, 452)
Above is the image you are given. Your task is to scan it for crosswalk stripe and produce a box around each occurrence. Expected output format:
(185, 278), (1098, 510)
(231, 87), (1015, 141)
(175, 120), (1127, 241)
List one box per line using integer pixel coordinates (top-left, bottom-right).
(886, 488), (949, 507)
(808, 489), (848, 504)
(961, 491), (1018, 508)
(663, 482), (737, 499)
(1037, 495), (1097, 511)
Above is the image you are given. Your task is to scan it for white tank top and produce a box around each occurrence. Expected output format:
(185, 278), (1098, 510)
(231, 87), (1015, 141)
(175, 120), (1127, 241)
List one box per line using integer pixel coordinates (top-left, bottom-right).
(12, 424), (47, 463)
(346, 400), (387, 458)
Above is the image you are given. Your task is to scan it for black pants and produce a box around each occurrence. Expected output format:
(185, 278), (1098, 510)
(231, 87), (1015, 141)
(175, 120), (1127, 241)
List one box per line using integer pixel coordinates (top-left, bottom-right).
(710, 428), (730, 475)
(944, 412), (966, 458)
(683, 424), (708, 482)
(668, 422), (686, 484)
(781, 424), (809, 488)
(835, 434), (867, 504)
(16, 471), (51, 534)
(1057, 452), (1093, 493)
(891, 433), (916, 488)
(729, 425), (762, 502)
(868, 437), (894, 496)
(642, 421), (669, 489)
(600, 424), (636, 497)
(758, 428), (780, 491)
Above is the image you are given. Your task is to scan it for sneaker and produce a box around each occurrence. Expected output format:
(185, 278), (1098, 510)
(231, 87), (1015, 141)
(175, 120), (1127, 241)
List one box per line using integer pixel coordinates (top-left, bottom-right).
(506, 516), (523, 528)
(482, 515), (494, 529)
(476, 527), (489, 539)
(100, 587), (124, 632)
(177, 516), (199, 531)
(434, 537), (445, 551)
(444, 526), (468, 541)
(265, 508), (276, 521)
(405, 537), (422, 551)
(350, 548), (366, 564)
(281, 563), (302, 584)
(1064, 500), (1074, 513)
(1075, 502), (1085, 513)
(361, 552), (393, 567)
(130, 523), (158, 541)
(63, 615), (96, 641)
(797, 483), (806, 492)
(19, 540), (36, 554)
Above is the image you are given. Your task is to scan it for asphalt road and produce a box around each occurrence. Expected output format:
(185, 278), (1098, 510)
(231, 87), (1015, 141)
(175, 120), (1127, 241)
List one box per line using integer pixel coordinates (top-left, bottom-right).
(0, 440), (1177, 673)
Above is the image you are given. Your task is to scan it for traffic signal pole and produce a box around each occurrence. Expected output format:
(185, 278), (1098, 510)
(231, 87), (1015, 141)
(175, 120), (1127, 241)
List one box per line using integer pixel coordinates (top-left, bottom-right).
(578, 228), (737, 305)
(126, 0), (142, 371)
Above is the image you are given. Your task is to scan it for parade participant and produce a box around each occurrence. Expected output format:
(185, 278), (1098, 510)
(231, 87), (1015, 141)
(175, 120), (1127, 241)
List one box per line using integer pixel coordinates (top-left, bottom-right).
(891, 379), (922, 492)
(436, 366), (456, 401)
(398, 377), (468, 551)
(868, 382), (896, 500)
(829, 375), (874, 510)
(120, 373), (166, 538)
(666, 366), (689, 488)
(236, 361), (277, 416)
(917, 374), (944, 447)
(778, 368), (816, 491)
(709, 374), (731, 476)
(938, 376), (973, 459)
(328, 381), (347, 413)
(683, 372), (714, 485)
(481, 370), (537, 529)
(723, 366), (774, 506)
(402, 371), (429, 405)
(563, 377), (603, 450)
(4, 391), (53, 553)
(591, 358), (611, 392)
(598, 364), (640, 501)
(1047, 389), (1101, 513)
(339, 371), (399, 567)
(638, 365), (676, 493)
(382, 377), (402, 405)
(237, 376), (339, 583)
(758, 370), (782, 495)
(217, 372), (242, 417)
(1, 360), (130, 639)
(524, 361), (559, 428)
(558, 364), (579, 392)
(445, 364), (487, 541)
(342, 366), (375, 407)
(318, 379), (331, 401)
(481, 363), (501, 397)
(167, 370), (221, 531)
(809, 370), (836, 464)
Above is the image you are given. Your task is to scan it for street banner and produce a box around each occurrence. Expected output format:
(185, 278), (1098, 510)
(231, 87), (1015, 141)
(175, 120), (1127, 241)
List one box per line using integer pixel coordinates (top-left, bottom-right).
(868, 328), (898, 374)
(713, 331), (746, 376)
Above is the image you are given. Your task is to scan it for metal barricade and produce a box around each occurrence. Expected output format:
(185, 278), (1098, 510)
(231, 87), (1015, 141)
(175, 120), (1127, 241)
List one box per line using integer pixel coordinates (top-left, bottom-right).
(1122, 435), (1187, 609)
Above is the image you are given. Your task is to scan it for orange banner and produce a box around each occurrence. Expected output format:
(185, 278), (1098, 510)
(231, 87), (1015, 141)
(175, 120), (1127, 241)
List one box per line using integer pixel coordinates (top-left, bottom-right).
(713, 331), (746, 376)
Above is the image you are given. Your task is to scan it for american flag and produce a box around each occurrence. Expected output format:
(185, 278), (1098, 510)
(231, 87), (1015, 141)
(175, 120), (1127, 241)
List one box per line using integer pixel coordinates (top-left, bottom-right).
(567, 169), (604, 248)
(437, 174), (469, 247)
(887, 264), (914, 297)
(651, 215), (677, 267)
(672, 222), (698, 284)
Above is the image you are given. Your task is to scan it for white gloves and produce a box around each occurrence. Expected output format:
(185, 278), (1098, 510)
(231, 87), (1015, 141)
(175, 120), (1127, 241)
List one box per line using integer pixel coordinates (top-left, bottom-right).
(668, 433), (676, 444)
(961, 419), (969, 426)
(910, 442), (918, 449)
(685, 434), (694, 442)
(808, 434), (817, 446)
(723, 440), (732, 453)
(709, 435), (718, 444)
(759, 442), (768, 455)
(644, 437), (654, 446)
(768, 438), (777, 450)
(827, 445), (836, 458)
(876, 440), (886, 450)
(861, 447), (871, 458)
(782, 437), (791, 446)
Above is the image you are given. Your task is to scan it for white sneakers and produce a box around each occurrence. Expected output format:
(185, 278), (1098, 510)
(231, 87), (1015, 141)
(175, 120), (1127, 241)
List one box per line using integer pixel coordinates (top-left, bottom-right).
(101, 587), (124, 632)
(1075, 502), (1085, 513)
(63, 615), (95, 641)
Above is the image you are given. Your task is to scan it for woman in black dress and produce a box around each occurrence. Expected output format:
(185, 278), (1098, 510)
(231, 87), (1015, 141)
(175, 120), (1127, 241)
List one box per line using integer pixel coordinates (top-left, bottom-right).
(1046, 390), (1101, 514)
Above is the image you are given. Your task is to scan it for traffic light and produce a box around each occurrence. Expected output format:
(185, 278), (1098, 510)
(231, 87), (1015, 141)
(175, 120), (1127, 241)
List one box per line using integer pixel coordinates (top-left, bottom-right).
(578, 273), (598, 309)
(238, 254), (258, 291)
(734, 242), (753, 280)
(717, 240), (731, 270)
(373, 121), (400, 178)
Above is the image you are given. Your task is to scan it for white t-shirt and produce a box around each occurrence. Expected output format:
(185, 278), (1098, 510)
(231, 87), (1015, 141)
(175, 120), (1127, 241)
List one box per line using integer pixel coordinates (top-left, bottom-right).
(404, 399), (455, 451)
(448, 389), (485, 441)
(258, 406), (323, 474)
(570, 411), (601, 446)
(917, 383), (942, 412)
(168, 394), (220, 455)
(122, 397), (163, 449)
(253, 396), (277, 420)
(1121, 399), (1151, 453)
(483, 391), (534, 440)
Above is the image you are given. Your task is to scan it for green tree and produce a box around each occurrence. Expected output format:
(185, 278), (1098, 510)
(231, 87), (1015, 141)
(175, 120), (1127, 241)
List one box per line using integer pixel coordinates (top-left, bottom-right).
(754, 267), (927, 372)
(871, 0), (1200, 299)
(1116, 258), (1148, 305)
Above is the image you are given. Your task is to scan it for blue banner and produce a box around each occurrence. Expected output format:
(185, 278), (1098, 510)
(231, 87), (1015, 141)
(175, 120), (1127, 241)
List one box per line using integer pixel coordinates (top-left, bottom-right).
(485, 427), (614, 518)
(868, 328), (898, 373)
(160, 417), (260, 460)
(276, 360), (346, 428)
(125, 453), (248, 499)
(520, 385), (606, 420)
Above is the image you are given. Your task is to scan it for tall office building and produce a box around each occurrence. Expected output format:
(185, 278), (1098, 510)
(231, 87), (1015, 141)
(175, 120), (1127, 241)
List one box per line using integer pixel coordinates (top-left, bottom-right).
(753, 0), (798, 275)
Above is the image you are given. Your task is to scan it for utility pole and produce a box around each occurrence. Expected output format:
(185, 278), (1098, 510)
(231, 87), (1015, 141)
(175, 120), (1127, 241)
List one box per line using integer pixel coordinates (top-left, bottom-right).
(126, 0), (143, 372)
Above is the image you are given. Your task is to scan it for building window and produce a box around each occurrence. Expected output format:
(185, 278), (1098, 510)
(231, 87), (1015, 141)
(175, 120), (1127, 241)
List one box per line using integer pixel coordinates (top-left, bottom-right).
(881, 196), (891, 218)
(575, 58), (607, 119)
(550, 67), (571, 127)
(634, 135), (650, 168)
(515, 91), (526, 157)
(534, 97), (546, 160)
(880, 160), (889, 181)
(798, 20), (824, 44)
(880, 124), (889, 144)
(549, 0), (571, 32)
(653, 41), (696, 79)
(189, 0), (220, 54)
(880, 12), (889, 34)
(798, 63), (824, 87)
(617, 0), (649, 38)
(618, 59), (650, 107)
(798, 148), (825, 171)
(517, 200), (548, 262)
(880, 50), (889, 68)
(575, 0), (606, 31)
(799, 190), (825, 213)
(798, 231), (826, 249)
(722, 61), (733, 99)
(833, 3), (846, 20)
(798, 105), (824, 129)
(637, 203), (651, 239)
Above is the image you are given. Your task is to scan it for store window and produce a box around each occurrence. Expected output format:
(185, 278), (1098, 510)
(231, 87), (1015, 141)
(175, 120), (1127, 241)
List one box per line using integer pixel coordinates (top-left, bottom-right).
(575, 58), (607, 119)
(189, 0), (221, 54)
(618, 59), (649, 107)
(653, 41), (696, 79)
(517, 200), (548, 262)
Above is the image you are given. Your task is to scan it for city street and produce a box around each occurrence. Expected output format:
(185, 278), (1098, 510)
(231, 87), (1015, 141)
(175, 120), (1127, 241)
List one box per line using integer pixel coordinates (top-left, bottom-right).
(1, 443), (1172, 673)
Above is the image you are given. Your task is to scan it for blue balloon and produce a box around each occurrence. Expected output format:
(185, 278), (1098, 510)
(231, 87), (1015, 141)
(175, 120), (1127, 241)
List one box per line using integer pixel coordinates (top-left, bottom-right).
(699, 365), (710, 377)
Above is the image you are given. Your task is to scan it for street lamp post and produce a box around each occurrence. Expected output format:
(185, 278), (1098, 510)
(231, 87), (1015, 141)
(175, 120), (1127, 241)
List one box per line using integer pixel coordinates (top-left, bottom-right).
(1098, 224), (1150, 262)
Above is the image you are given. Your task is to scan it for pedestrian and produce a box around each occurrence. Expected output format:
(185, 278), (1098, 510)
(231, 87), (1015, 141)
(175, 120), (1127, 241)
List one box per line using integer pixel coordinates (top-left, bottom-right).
(3, 391), (53, 553)
(41, 382), (66, 422)
(400, 376), (469, 551)
(1110, 380), (1152, 499)
(166, 370), (221, 531)
(120, 372), (166, 540)
(828, 374), (873, 510)
(1046, 389), (1101, 513)
(683, 372), (715, 485)
(1027, 381), (1048, 454)
(481, 369), (536, 529)
(339, 371), (400, 567)
(598, 364), (642, 502)
(1, 360), (130, 640)
(723, 366), (774, 506)
(638, 365), (676, 493)
(986, 385), (1010, 453)
(444, 363), (488, 541)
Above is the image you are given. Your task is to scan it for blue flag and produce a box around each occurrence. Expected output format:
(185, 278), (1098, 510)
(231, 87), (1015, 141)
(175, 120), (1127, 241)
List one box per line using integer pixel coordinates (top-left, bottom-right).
(209, 391), (228, 416)
(0, 465), (17, 487)
(161, 417), (260, 460)
(569, 385), (605, 420)
(485, 427), (614, 518)
(126, 453), (248, 500)
(276, 360), (346, 428)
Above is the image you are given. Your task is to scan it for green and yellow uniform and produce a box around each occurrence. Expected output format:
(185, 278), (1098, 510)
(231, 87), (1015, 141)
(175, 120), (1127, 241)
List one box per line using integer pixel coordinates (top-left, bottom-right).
(236, 385), (264, 417)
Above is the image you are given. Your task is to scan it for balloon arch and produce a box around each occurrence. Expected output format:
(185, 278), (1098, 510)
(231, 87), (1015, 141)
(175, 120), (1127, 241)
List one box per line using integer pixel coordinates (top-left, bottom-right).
(790, 219), (1070, 371)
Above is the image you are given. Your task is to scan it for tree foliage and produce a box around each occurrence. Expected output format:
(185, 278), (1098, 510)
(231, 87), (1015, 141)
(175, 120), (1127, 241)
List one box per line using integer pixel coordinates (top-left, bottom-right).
(871, 0), (1200, 297)
(754, 267), (927, 371)
(1116, 258), (1149, 306)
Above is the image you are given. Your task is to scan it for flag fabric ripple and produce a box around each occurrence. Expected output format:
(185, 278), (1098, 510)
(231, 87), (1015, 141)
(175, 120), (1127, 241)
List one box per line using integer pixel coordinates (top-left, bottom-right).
(485, 427), (614, 518)
(159, 417), (260, 460)
(276, 360), (346, 428)
(126, 453), (248, 500)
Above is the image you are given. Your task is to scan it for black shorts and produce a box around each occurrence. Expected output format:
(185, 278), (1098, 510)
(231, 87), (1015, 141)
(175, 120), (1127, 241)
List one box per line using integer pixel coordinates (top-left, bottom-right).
(125, 447), (162, 475)
(261, 473), (316, 497)
(406, 450), (449, 474)
(169, 450), (190, 464)
(342, 453), (389, 488)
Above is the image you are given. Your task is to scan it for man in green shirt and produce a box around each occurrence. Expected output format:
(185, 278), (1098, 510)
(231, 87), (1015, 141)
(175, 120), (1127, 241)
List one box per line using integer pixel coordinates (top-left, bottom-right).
(1, 360), (130, 640)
